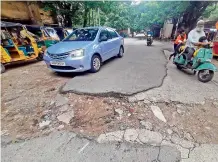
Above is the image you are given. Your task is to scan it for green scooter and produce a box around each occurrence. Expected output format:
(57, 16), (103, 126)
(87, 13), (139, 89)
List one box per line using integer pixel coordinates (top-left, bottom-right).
(173, 43), (217, 83)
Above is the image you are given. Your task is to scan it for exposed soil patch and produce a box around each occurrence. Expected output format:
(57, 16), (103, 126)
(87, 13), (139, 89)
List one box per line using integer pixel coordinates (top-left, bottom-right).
(1, 62), (70, 140)
(1, 60), (218, 145)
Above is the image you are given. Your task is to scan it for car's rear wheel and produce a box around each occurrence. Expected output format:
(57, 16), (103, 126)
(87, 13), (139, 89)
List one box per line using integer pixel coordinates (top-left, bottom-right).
(117, 47), (124, 58)
(90, 55), (101, 73)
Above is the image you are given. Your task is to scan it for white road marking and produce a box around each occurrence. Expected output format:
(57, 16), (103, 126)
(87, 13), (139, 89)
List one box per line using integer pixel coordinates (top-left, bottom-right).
(78, 142), (90, 154)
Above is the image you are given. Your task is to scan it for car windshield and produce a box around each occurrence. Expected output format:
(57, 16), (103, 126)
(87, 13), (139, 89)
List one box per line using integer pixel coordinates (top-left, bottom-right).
(64, 28), (98, 41)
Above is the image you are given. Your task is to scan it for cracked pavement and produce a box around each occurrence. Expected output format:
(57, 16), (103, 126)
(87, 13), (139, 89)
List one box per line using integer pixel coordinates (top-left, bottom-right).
(2, 131), (181, 162)
(129, 50), (218, 104)
(62, 39), (167, 95)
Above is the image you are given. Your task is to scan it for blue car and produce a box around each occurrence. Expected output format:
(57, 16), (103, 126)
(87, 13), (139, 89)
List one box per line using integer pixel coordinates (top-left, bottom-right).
(43, 26), (124, 73)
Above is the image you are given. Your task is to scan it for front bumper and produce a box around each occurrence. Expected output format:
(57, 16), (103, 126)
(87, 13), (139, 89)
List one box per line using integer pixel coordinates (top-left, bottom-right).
(43, 55), (91, 72)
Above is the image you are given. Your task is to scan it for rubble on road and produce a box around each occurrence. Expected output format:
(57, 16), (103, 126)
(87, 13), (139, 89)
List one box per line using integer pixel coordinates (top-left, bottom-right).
(150, 105), (167, 123)
(138, 129), (163, 146)
(59, 105), (69, 112)
(124, 129), (139, 143)
(167, 129), (173, 135)
(57, 111), (74, 124)
(170, 134), (195, 149)
(97, 131), (124, 143)
(55, 94), (69, 107)
(161, 140), (190, 159)
(140, 121), (153, 130)
(39, 120), (51, 129)
(57, 125), (65, 130)
(114, 108), (123, 116)
(213, 101), (218, 107)
(143, 99), (151, 104)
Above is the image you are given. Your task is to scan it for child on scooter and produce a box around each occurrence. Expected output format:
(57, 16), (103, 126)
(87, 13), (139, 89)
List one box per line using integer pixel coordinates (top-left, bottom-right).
(169, 29), (187, 60)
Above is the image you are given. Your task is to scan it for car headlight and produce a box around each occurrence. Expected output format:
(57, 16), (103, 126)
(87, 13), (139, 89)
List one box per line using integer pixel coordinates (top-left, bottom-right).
(70, 49), (84, 57)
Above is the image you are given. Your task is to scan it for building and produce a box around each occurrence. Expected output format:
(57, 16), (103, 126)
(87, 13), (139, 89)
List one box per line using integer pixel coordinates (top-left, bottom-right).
(1, 1), (56, 25)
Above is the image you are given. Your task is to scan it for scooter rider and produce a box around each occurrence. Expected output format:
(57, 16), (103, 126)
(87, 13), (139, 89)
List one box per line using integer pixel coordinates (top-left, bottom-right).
(147, 29), (153, 37)
(185, 20), (210, 61)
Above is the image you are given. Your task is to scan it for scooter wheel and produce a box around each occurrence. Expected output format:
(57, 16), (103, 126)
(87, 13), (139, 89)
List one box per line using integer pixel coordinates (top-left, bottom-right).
(176, 65), (183, 70)
(198, 70), (214, 83)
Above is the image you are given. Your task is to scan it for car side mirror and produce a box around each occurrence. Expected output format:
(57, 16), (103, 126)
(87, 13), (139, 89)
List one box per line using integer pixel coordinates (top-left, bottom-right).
(100, 35), (108, 42)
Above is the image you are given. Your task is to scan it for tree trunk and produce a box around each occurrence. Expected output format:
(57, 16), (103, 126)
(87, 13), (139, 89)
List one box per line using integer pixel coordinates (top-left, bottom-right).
(92, 9), (94, 26)
(89, 9), (91, 26)
(64, 15), (72, 27)
(95, 8), (98, 26)
(179, 1), (213, 32)
(83, 6), (89, 27)
(98, 8), (100, 26)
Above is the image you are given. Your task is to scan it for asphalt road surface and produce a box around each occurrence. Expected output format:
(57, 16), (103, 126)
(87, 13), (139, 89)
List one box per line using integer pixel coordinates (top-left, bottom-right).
(62, 38), (168, 95)
(2, 131), (180, 162)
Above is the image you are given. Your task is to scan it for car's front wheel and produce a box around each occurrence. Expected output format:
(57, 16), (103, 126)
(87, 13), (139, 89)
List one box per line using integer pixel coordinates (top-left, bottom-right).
(117, 47), (124, 58)
(90, 55), (101, 73)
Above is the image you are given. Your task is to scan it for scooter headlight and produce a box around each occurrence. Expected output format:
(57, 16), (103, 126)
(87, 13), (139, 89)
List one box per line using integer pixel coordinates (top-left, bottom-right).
(70, 49), (84, 57)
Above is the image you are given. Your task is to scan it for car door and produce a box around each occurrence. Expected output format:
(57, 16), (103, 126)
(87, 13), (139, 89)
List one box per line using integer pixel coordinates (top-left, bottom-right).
(107, 28), (121, 56)
(99, 29), (113, 61)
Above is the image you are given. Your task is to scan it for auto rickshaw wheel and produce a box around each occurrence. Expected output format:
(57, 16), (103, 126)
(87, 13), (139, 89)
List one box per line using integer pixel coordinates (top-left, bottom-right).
(36, 53), (43, 61)
(198, 70), (214, 83)
(1, 63), (6, 74)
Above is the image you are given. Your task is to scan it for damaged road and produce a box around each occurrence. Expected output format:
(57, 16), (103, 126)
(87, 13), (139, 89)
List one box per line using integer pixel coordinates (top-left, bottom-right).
(62, 39), (168, 95)
(2, 131), (181, 162)
(129, 50), (218, 104)
(2, 38), (218, 162)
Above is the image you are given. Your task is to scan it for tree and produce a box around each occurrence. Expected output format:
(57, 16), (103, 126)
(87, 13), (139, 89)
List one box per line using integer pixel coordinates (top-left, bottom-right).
(42, 1), (81, 27)
(203, 3), (218, 21)
(103, 2), (131, 30)
(179, 1), (216, 30)
(81, 1), (118, 27)
(42, 1), (217, 32)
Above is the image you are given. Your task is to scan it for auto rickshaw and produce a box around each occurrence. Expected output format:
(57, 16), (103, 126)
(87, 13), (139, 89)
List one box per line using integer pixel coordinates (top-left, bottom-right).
(52, 27), (73, 40)
(25, 25), (59, 48)
(0, 21), (43, 73)
(64, 28), (73, 37)
(212, 22), (218, 57)
(212, 30), (218, 57)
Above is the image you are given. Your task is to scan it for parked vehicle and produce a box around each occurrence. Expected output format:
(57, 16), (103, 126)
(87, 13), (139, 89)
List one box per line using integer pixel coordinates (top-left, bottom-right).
(26, 25), (59, 48)
(0, 21), (43, 73)
(43, 27), (124, 73)
(212, 31), (218, 57)
(147, 34), (153, 46)
(53, 27), (73, 41)
(174, 44), (217, 83)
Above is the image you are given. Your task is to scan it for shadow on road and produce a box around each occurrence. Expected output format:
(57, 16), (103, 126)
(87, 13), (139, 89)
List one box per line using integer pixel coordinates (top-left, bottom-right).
(176, 68), (195, 75)
(54, 56), (119, 78)
(4, 60), (39, 70)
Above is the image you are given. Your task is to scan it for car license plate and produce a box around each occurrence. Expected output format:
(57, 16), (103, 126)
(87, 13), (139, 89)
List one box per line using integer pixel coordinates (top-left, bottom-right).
(50, 61), (66, 66)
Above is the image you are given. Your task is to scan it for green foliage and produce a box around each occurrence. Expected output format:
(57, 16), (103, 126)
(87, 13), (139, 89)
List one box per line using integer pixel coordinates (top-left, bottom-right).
(42, 1), (217, 31)
(203, 3), (218, 20)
